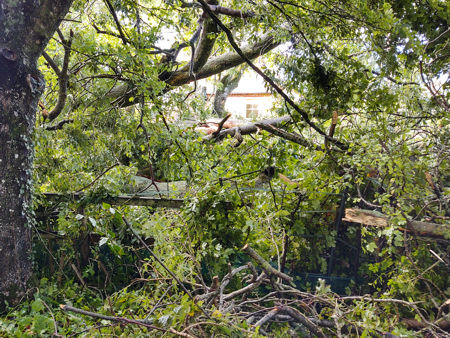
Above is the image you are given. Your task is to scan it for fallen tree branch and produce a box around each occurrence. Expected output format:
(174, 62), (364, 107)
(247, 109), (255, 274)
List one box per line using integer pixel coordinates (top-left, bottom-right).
(401, 318), (450, 331)
(123, 216), (212, 320)
(242, 244), (293, 285)
(197, 0), (347, 150)
(255, 121), (321, 150)
(211, 113), (232, 137)
(43, 192), (186, 208)
(343, 208), (449, 237)
(278, 305), (327, 338)
(224, 272), (266, 301)
(108, 31), (280, 106)
(205, 115), (292, 141)
(60, 304), (193, 337)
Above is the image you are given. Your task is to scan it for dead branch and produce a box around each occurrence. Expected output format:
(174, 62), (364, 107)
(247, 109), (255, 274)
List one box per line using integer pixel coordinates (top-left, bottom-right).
(278, 305), (327, 338)
(343, 208), (449, 237)
(242, 244), (293, 285)
(219, 264), (250, 309)
(223, 272), (266, 301)
(60, 304), (194, 337)
(205, 115), (292, 141)
(211, 113), (231, 137)
(253, 308), (279, 330)
(255, 121), (321, 150)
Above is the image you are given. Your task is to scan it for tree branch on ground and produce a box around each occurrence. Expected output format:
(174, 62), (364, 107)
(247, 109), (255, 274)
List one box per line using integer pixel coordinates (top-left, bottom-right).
(60, 304), (194, 337)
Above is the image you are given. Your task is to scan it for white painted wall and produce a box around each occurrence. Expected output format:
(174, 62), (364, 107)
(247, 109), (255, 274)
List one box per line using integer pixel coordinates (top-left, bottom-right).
(224, 95), (276, 120)
(203, 71), (277, 120)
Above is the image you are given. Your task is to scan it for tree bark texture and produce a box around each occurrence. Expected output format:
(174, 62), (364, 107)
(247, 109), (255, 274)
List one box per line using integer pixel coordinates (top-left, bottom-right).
(0, 0), (73, 310)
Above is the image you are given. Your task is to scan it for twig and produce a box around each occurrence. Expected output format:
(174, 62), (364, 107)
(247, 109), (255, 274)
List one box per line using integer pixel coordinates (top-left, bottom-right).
(60, 304), (194, 337)
(75, 163), (119, 193)
(122, 216), (212, 320)
(145, 285), (173, 319)
(42, 300), (61, 337)
(71, 264), (86, 287)
(212, 113), (232, 138)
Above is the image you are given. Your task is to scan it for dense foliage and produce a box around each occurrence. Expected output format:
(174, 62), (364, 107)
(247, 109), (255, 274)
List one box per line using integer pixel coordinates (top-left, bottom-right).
(1, 0), (449, 336)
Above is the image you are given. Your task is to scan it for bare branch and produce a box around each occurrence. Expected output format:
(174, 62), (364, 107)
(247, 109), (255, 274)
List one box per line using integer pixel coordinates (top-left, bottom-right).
(242, 244), (294, 285)
(278, 306), (327, 338)
(255, 122), (321, 150)
(60, 304), (194, 337)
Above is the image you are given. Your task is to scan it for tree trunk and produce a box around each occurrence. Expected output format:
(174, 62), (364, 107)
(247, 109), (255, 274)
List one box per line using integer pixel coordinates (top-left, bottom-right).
(0, 0), (74, 310)
(213, 69), (244, 117)
(0, 52), (40, 310)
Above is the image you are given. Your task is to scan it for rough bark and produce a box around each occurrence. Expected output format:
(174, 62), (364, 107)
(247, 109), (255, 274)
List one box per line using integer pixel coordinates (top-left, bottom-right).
(168, 31), (279, 87)
(0, 0), (74, 310)
(192, 0), (219, 74)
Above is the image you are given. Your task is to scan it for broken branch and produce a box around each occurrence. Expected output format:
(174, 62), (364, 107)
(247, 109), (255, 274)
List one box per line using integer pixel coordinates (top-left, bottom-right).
(343, 208), (449, 237)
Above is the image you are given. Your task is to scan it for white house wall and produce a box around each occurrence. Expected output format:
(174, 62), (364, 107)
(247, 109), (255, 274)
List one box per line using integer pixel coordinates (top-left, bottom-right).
(224, 95), (276, 120)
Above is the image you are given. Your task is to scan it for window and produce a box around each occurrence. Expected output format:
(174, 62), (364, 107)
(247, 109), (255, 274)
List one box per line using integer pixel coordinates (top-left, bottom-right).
(246, 103), (259, 119)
